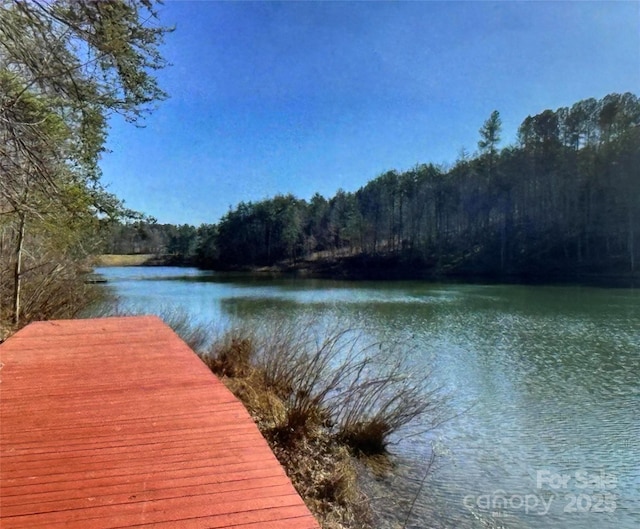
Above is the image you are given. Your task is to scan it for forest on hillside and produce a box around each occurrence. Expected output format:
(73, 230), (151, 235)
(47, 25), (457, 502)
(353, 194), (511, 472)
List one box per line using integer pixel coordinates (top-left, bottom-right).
(105, 92), (640, 279)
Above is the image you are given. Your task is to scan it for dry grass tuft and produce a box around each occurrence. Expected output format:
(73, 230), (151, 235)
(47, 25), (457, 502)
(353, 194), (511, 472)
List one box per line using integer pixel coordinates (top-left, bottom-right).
(198, 316), (445, 528)
(208, 358), (370, 528)
(337, 418), (390, 456)
(268, 431), (371, 529)
(223, 374), (288, 430)
(202, 330), (254, 378)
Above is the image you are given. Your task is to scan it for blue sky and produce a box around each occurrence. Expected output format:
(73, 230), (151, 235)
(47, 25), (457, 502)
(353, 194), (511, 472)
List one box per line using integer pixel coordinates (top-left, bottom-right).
(100, 1), (640, 225)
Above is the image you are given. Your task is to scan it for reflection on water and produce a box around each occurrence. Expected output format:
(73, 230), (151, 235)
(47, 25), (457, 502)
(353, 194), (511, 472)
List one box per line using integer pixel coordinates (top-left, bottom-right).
(97, 267), (640, 529)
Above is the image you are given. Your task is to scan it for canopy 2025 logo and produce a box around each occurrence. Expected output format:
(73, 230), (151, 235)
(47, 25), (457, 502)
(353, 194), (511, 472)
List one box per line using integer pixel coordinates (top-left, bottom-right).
(462, 469), (617, 517)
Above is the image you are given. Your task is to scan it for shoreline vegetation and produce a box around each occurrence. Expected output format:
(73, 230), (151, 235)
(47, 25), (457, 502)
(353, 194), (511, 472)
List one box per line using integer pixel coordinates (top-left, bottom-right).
(95, 251), (639, 288)
(149, 311), (448, 529)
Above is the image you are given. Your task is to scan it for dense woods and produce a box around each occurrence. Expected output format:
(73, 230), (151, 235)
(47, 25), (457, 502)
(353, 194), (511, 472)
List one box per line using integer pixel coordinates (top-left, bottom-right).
(108, 93), (640, 279)
(103, 222), (199, 259)
(0, 0), (169, 331)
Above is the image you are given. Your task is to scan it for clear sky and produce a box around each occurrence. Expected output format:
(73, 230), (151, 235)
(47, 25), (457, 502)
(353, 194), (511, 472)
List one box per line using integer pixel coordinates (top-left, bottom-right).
(99, 0), (640, 226)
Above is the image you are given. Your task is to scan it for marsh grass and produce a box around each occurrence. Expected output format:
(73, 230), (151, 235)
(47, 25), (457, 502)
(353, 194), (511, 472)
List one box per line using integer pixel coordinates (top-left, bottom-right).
(202, 317), (444, 455)
(197, 316), (447, 528)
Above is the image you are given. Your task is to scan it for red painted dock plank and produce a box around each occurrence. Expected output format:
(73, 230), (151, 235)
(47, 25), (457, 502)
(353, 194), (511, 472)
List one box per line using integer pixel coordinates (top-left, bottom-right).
(0, 316), (319, 529)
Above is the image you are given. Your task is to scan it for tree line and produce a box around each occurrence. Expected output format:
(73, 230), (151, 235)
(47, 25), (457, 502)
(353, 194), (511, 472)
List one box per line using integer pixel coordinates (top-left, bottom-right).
(103, 222), (199, 259)
(107, 92), (640, 279)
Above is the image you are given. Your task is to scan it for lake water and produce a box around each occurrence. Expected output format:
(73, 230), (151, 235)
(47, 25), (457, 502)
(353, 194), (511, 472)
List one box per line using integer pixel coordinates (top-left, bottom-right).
(96, 266), (640, 529)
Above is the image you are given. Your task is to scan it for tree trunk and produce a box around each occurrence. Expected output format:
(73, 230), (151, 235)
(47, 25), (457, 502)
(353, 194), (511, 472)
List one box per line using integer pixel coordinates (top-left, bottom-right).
(629, 207), (635, 272)
(12, 213), (26, 327)
(500, 215), (506, 272)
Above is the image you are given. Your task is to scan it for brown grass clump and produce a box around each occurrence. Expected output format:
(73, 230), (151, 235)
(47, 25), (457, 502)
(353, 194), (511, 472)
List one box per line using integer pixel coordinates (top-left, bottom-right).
(201, 330), (254, 378)
(212, 361), (372, 529)
(337, 419), (390, 456)
(197, 317), (445, 529)
(223, 374), (287, 431)
(269, 430), (371, 529)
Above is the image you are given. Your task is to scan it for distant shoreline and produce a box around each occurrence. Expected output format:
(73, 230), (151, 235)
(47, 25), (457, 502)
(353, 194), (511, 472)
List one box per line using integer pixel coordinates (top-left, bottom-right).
(96, 253), (639, 288)
(96, 254), (194, 267)
(220, 260), (640, 288)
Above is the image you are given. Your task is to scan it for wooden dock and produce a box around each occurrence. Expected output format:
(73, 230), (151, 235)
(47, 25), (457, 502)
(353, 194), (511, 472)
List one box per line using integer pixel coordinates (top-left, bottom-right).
(0, 316), (319, 529)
